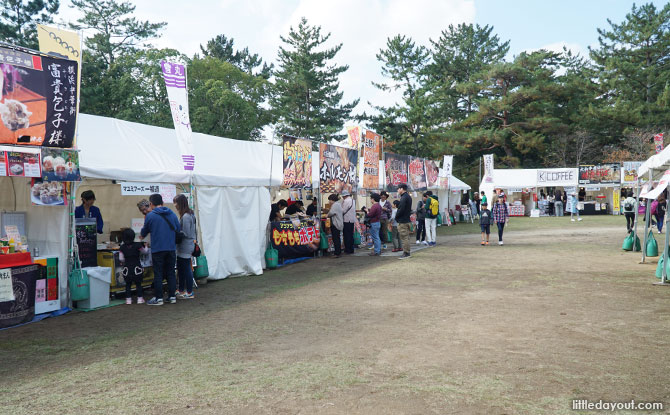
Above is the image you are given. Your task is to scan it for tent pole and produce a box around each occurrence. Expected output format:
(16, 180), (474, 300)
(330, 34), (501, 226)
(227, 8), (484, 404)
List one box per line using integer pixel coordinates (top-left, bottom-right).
(635, 177), (644, 262)
(642, 169), (652, 263)
(660, 197), (670, 285)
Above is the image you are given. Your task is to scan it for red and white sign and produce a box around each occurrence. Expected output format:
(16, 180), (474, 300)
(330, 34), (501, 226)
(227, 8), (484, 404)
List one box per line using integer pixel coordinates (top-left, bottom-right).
(654, 133), (664, 154)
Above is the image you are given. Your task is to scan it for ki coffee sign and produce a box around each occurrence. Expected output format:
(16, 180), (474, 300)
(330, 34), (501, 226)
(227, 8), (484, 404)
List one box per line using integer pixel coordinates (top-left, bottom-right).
(536, 169), (576, 186)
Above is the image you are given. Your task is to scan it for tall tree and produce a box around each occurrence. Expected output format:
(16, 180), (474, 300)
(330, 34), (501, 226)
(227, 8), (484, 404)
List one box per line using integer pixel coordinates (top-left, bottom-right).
(200, 34), (273, 79)
(0, 0), (60, 49)
(590, 2), (670, 132)
(271, 17), (358, 141)
(366, 35), (431, 156)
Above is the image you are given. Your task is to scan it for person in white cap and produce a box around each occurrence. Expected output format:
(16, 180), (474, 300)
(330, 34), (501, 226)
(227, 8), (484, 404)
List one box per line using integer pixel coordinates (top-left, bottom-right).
(341, 190), (356, 254)
(570, 192), (582, 222)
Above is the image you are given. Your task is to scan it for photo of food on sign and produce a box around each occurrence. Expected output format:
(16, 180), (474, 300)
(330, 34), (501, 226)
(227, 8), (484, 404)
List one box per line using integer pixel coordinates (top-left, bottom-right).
(41, 148), (80, 181)
(425, 159), (439, 188)
(7, 151), (40, 177)
(408, 156), (427, 191)
(30, 178), (67, 206)
(318, 143), (358, 193)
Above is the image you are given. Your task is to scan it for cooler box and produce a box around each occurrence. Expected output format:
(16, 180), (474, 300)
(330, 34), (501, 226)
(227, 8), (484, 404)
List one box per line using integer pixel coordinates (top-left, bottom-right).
(78, 267), (111, 309)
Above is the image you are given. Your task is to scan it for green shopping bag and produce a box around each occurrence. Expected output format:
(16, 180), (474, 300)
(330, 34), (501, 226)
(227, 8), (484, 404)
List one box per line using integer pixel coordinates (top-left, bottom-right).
(646, 231), (659, 257)
(353, 230), (361, 245)
(622, 233), (634, 251)
(437, 212), (443, 225)
(387, 229), (393, 242)
(68, 267), (89, 301)
(265, 244), (278, 269)
(194, 255), (209, 279)
(319, 232), (329, 250)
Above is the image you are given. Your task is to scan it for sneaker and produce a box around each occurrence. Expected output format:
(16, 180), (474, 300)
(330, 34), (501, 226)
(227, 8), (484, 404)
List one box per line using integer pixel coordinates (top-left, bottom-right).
(499, 241), (503, 245)
(430, 242), (436, 247)
(392, 248), (402, 252)
(368, 252), (380, 256)
(383, 244), (387, 250)
(422, 241), (429, 245)
(481, 241), (485, 245)
(168, 296), (177, 304)
(416, 240), (421, 244)
(485, 241), (489, 245)
(398, 253), (411, 260)
(176, 291), (188, 299)
(181, 292), (194, 299)
(137, 297), (145, 304)
(578, 218), (583, 222)
(125, 298), (132, 305)
(147, 297), (163, 306)
(571, 219), (575, 222)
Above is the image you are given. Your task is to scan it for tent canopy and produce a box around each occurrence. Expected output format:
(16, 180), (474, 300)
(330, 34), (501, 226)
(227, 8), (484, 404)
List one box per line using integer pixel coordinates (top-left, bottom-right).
(639, 145), (670, 180)
(449, 176), (471, 191)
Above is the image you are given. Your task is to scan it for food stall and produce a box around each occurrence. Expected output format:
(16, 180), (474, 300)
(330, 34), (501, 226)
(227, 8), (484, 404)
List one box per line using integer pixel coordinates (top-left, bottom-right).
(578, 164), (621, 215)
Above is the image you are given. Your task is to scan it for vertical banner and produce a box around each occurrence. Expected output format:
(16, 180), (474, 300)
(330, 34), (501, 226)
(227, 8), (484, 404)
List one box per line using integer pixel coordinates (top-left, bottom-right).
(613, 189), (620, 214)
(654, 133), (664, 154)
(438, 168), (449, 189)
(362, 130), (380, 189)
(408, 156), (427, 191)
(425, 159), (440, 189)
(347, 126), (361, 149)
(160, 61), (194, 171)
(319, 143), (358, 193)
(443, 155), (453, 177)
(282, 136), (312, 189)
(483, 154), (494, 183)
(622, 161), (642, 185)
(384, 153), (409, 192)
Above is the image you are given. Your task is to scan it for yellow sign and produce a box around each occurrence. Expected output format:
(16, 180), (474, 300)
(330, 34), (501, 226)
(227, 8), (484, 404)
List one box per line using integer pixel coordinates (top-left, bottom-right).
(613, 190), (620, 214)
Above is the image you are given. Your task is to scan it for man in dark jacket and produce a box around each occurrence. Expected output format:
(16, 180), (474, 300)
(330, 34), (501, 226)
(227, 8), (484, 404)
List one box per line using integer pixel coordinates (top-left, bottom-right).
(396, 184), (413, 259)
(140, 193), (181, 306)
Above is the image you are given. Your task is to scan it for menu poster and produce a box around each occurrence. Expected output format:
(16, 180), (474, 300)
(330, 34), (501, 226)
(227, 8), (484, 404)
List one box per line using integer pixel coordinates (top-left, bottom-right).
(7, 151), (41, 177)
(75, 219), (97, 267)
(41, 148), (81, 182)
(30, 178), (67, 206)
(0, 152), (6, 176)
(4, 225), (21, 242)
(0, 268), (14, 302)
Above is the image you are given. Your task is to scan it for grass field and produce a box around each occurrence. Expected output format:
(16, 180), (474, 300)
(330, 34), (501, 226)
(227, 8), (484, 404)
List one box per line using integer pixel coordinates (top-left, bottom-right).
(1, 216), (669, 414)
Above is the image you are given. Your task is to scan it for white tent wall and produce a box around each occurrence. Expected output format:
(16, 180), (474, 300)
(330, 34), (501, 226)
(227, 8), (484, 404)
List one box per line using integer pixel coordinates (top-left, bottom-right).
(0, 177), (69, 308)
(197, 186), (270, 279)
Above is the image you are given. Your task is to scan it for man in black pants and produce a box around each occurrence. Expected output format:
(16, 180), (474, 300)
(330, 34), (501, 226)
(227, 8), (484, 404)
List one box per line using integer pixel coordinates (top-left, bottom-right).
(622, 191), (637, 233)
(415, 194), (426, 244)
(341, 190), (356, 254)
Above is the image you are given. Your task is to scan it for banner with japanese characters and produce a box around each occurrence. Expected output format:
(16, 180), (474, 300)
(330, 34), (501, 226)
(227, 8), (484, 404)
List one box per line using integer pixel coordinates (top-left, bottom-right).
(384, 152), (409, 192)
(578, 164), (621, 185)
(270, 217), (320, 260)
(119, 182), (177, 203)
(483, 154), (494, 183)
(282, 135), (312, 189)
(319, 143), (358, 193)
(408, 156), (427, 191)
(0, 46), (78, 147)
(443, 155), (453, 177)
(622, 161), (643, 185)
(346, 126), (361, 149)
(161, 60), (194, 171)
(425, 159), (440, 189)
(362, 130), (380, 189)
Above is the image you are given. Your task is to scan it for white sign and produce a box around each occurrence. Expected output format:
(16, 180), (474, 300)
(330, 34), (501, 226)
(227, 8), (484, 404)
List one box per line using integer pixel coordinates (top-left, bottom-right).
(536, 169), (576, 186)
(0, 268), (14, 302)
(161, 61), (195, 171)
(644, 169), (670, 200)
(442, 155), (453, 177)
(130, 218), (144, 234)
(483, 154), (494, 183)
(120, 182), (177, 204)
(508, 188), (523, 193)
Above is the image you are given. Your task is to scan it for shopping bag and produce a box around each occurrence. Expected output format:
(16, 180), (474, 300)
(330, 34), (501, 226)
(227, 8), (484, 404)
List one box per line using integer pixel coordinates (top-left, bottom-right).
(622, 233), (633, 251)
(646, 231), (658, 257)
(319, 232), (329, 250)
(353, 230), (361, 245)
(68, 268), (89, 301)
(437, 213), (443, 225)
(265, 245), (278, 269)
(194, 256), (209, 279)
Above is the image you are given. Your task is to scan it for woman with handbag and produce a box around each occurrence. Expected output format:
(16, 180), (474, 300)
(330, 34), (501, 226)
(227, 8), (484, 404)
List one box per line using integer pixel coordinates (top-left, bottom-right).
(173, 194), (196, 299)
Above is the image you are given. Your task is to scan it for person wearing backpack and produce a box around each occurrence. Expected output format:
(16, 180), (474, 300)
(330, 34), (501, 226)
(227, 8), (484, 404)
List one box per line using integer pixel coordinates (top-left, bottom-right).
(655, 196), (666, 234)
(424, 191), (439, 246)
(622, 191), (637, 233)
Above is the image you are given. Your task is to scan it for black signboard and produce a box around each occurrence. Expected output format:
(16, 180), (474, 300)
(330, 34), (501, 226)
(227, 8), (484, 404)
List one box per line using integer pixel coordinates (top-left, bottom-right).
(270, 218), (320, 260)
(0, 264), (37, 328)
(75, 218), (97, 267)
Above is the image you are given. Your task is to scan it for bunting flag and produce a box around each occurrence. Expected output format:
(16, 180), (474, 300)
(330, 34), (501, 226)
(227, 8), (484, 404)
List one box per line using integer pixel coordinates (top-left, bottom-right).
(160, 60), (194, 171)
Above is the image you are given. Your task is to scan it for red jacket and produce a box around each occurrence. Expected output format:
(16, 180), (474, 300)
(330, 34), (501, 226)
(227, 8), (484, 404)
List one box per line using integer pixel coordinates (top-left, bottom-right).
(368, 203), (382, 223)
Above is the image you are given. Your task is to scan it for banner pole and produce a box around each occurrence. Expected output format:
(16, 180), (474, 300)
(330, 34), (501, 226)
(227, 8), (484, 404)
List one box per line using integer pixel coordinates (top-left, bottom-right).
(660, 197), (670, 285)
(642, 169), (652, 263)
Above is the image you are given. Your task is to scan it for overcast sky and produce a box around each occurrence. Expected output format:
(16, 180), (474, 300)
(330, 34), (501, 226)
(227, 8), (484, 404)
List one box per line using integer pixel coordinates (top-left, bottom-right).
(58, 0), (668, 119)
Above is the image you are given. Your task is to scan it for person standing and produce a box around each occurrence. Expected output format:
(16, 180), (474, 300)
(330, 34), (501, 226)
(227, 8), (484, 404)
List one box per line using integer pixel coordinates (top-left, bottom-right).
(341, 190), (356, 254)
(174, 194), (196, 300)
(326, 194), (343, 258)
(622, 191), (637, 233)
(554, 188), (563, 216)
(570, 192), (582, 222)
(379, 191), (392, 249)
(656, 196), (666, 234)
(474, 192), (481, 216)
(480, 191), (488, 207)
(396, 184), (413, 259)
(424, 191), (439, 246)
(367, 193), (382, 256)
(492, 196), (509, 245)
(479, 201), (492, 245)
(415, 195), (426, 245)
(140, 193), (180, 306)
(390, 200), (402, 252)
(75, 190), (104, 234)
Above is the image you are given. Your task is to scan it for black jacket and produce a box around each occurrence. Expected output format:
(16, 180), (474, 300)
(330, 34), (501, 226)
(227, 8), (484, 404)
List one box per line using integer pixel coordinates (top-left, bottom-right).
(396, 192), (413, 223)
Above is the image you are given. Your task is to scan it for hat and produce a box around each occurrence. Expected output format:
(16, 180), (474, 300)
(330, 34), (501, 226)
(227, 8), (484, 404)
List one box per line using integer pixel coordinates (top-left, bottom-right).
(341, 190), (351, 197)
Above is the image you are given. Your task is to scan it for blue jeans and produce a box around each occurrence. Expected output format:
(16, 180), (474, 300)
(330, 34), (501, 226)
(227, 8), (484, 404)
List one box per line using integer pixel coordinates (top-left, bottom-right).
(370, 221), (381, 254)
(177, 257), (193, 294)
(152, 250), (176, 300)
(657, 213), (665, 232)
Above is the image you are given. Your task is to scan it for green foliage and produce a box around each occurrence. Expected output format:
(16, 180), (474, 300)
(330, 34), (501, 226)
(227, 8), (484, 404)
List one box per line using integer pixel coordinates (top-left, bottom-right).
(0, 0), (59, 49)
(272, 17), (358, 142)
(200, 34), (273, 79)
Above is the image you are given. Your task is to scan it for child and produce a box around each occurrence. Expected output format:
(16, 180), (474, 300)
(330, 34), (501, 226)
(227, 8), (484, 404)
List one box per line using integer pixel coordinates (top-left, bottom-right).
(119, 228), (149, 304)
(391, 200), (402, 252)
(479, 201), (492, 245)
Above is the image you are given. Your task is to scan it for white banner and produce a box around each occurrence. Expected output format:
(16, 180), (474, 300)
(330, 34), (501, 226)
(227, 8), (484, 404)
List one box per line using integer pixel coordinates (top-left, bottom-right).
(644, 170), (670, 200)
(0, 268), (14, 302)
(161, 60), (194, 171)
(483, 154), (494, 183)
(120, 182), (177, 204)
(443, 155), (453, 177)
(536, 169), (576, 186)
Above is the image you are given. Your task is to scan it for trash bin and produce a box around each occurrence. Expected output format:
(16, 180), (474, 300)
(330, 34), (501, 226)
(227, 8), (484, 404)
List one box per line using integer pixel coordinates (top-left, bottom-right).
(78, 267), (111, 309)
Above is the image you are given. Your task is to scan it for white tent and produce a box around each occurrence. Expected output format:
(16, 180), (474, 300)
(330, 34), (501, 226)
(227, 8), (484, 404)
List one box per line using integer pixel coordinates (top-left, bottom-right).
(77, 114), (275, 280)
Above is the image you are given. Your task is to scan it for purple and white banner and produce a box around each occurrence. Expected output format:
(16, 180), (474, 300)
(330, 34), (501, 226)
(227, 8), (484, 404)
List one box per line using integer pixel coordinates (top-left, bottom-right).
(161, 60), (194, 171)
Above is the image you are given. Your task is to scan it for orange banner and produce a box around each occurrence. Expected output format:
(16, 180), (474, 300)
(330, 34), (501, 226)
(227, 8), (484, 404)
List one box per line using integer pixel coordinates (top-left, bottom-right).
(363, 130), (380, 189)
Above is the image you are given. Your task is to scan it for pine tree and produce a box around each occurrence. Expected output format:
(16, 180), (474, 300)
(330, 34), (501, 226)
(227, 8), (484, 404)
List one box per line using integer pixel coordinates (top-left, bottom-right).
(271, 17), (358, 142)
(0, 0), (60, 49)
(200, 34), (273, 79)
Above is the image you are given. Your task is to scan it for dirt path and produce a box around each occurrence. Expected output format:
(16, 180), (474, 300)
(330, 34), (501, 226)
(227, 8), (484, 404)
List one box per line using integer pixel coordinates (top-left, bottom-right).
(1, 218), (669, 414)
